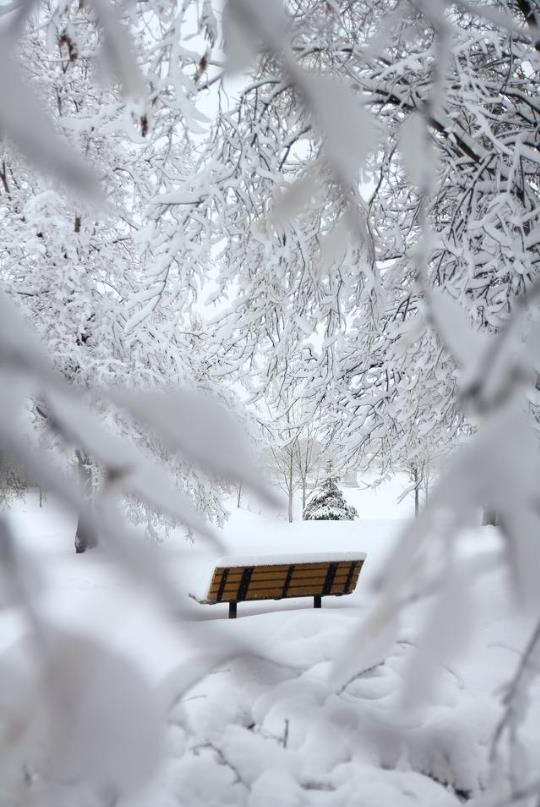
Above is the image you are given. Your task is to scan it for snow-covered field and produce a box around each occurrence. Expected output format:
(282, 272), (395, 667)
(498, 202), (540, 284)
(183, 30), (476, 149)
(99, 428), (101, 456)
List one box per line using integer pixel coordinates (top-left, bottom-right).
(2, 488), (539, 806)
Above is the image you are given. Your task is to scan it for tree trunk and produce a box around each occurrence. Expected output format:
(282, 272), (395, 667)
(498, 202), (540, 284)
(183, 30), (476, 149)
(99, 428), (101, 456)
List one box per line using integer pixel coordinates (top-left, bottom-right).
(301, 477), (307, 518)
(237, 483), (242, 509)
(287, 450), (294, 523)
(413, 466), (420, 517)
(74, 450), (97, 553)
(483, 509), (498, 526)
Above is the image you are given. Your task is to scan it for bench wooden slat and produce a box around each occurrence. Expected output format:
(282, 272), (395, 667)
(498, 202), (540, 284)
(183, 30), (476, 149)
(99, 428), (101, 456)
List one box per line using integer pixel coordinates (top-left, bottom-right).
(209, 562), (355, 582)
(211, 561), (348, 577)
(209, 564), (361, 587)
(208, 568), (357, 595)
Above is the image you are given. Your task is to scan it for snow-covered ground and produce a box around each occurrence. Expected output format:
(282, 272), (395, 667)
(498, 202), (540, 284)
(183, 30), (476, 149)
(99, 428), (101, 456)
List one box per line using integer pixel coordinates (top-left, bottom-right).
(1, 489), (539, 806)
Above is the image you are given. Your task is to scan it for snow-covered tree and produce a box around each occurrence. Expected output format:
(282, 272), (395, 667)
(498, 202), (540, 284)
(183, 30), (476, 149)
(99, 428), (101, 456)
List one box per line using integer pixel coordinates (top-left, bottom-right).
(294, 424), (324, 514)
(0, 0), (230, 546)
(156, 0), (540, 487)
(303, 476), (357, 522)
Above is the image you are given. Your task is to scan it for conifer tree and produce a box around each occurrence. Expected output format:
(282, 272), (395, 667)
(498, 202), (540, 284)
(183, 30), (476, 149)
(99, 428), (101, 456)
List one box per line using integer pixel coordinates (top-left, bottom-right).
(303, 477), (357, 521)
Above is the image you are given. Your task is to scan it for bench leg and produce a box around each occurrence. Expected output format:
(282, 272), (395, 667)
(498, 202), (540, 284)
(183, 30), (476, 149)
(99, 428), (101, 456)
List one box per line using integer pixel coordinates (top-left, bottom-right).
(229, 602), (237, 619)
(314, 595), (321, 609)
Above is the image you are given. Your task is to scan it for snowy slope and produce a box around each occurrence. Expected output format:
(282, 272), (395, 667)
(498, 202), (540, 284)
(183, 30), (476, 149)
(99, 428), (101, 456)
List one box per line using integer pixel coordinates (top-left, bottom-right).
(1, 493), (539, 807)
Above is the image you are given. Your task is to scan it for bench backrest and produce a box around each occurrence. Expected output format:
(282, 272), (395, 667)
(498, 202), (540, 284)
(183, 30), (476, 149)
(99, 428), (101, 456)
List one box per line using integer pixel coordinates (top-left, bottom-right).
(206, 558), (364, 604)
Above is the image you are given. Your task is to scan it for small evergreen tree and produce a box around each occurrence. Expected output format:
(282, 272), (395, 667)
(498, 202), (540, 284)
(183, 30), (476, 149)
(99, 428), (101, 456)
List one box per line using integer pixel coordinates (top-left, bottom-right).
(303, 477), (357, 521)
(0, 453), (27, 510)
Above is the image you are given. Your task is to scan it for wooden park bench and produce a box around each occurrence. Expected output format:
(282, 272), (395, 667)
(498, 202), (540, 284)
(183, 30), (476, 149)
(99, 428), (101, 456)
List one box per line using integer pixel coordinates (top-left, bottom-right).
(194, 552), (366, 618)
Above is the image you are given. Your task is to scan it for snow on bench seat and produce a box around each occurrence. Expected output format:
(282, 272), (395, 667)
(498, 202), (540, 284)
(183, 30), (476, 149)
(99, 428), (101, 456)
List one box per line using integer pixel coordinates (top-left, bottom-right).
(212, 551), (367, 567)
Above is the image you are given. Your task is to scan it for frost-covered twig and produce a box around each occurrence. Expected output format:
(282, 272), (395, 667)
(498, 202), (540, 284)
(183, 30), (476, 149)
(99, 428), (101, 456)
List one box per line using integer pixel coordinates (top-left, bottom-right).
(490, 618), (540, 762)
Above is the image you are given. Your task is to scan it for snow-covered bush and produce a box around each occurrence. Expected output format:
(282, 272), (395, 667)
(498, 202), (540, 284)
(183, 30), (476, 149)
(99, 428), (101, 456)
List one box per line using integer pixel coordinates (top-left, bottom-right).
(303, 477), (357, 521)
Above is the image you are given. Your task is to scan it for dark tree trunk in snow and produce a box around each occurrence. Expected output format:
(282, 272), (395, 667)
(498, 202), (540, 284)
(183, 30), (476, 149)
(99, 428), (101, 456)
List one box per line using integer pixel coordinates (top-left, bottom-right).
(237, 483), (242, 509)
(424, 463), (430, 506)
(483, 509), (498, 526)
(413, 466), (420, 517)
(288, 450), (294, 523)
(74, 450), (97, 553)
